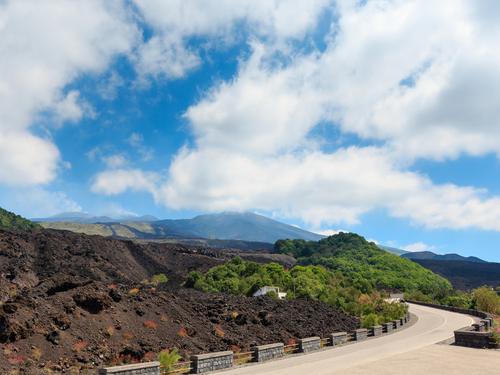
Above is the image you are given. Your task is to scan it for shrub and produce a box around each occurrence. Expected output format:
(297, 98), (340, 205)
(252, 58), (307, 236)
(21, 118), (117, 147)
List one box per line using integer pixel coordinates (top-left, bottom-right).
(215, 328), (225, 338)
(158, 349), (181, 373)
(8, 354), (25, 364)
(177, 328), (187, 337)
(123, 332), (133, 341)
(230, 345), (240, 353)
(265, 291), (279, 299)
(489, 314), (500, 344)
(73, 341), (87, 352)
(129, 288), (139, 294)
(143, 320), (158, 330)
(161, 315), (169, 322)
(108, 284), (116, 289)
(31, 348), (42, 360)
(361, 313), (379, 328)
(142, 352), (154, 362)
(232, 312), (238, 319)
(151, 274), (168, 286)
(107, 326), (115, 336)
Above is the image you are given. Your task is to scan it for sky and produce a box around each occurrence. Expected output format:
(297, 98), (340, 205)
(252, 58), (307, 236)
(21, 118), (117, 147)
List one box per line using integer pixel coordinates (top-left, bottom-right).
(1, 0), (500, 262)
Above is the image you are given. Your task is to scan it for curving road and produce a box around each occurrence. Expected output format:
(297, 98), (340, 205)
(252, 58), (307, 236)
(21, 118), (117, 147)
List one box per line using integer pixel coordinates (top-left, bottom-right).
(216, 303), (499, 375)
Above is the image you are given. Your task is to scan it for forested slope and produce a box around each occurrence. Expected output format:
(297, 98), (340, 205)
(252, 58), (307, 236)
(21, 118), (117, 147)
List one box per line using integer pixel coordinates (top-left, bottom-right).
(274, 232), (451, 292)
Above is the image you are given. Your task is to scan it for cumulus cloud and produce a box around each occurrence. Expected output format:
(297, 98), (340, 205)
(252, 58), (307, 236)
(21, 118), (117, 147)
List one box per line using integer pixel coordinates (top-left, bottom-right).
(0, 0), (139, 186)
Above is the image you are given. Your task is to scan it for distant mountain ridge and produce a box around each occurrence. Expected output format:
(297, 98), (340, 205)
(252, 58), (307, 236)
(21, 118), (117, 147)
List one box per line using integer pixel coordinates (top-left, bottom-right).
(154, 211), (326, 243)
(0, 207), (43, 231)
(32, 211), (159, 224)
(401, 250), (487, 263)
(35, 211), (325, 243)
(377, 245), (410, 256)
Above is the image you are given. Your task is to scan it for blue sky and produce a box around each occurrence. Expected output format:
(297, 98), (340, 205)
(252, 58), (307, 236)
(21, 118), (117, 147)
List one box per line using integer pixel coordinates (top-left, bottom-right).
(2, 0), (500, 262)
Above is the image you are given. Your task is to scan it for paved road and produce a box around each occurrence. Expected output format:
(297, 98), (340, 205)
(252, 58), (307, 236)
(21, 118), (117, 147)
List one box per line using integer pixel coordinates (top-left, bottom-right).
(216, 303), (499, 375)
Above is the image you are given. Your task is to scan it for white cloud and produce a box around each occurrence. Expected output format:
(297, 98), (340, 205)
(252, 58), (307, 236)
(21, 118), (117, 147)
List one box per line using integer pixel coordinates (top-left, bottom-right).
(0, 0), (139, 186)
(101, 154), (127, 169)
(131, 0), (331, 79)
(91, 169), (159, 199)
(5, 187), (82, 218)
(403, 242), (436, 252)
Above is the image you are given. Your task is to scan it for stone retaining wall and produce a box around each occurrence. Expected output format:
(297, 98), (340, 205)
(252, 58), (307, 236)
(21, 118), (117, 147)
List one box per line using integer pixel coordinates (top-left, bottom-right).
(393, 319), (400, 329)
(98, 362), (159, 375)
(383, 322), (393, 332)
(372, 325), (383, 336)
(190, 351), (233, 374)
(297, 337), (321, 353)
(454, 326), (493, 348)
(251, 343), (284, 362)
(353, 329), (367, 341)
(328, 332), (347, 345)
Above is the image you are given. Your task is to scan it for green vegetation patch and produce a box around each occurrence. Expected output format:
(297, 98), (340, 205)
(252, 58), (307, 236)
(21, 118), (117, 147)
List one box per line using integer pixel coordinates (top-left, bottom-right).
(40, 222), (114, 236)
(185, 256), (408, 325)
(0, 207), (43, 231)
(274, 232), (452, 292)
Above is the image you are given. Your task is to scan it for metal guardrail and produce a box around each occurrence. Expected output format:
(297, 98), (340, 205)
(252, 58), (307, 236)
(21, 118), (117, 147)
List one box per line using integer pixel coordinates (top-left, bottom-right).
(284, 343), (299, 354)
(233, 351), (254, 364)
(160, 361), (192, 374)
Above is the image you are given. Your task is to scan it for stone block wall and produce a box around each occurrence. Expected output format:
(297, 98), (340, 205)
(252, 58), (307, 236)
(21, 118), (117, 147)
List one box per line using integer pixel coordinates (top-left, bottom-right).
(383, 322), (393, 332)
(190, 351), (233, 374)
(393, 319), (401, 329)
(372, 325), (383, 336)
(251, 343), (284, 362)
(328, 332), (347, 346)
(98, 362), (159, 375)
(454, 326), (493, 348)
(353, 329), (367, 341)
(297, 337), (320, 353)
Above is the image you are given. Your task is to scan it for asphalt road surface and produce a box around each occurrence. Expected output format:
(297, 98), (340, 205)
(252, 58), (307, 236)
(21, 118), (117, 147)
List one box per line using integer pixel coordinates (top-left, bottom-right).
(216, 303), (499, 375)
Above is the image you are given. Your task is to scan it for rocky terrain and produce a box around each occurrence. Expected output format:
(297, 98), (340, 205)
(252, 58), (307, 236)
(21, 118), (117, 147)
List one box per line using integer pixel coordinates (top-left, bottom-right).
(0, 229), (359, 373)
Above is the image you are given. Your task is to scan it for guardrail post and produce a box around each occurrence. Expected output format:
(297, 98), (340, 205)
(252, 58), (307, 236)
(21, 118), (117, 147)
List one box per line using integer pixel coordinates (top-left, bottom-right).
(297, 337), (321, 353)
(97, 362), (160, 375)
(327, 332), (347, 345)
(190, 351), (233, 374)
(250, 343), (283, 362)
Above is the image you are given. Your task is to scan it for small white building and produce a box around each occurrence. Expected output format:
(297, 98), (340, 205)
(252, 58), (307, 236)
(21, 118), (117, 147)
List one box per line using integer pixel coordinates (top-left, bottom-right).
(388, 293), (405, 303)
(253, 286), (287, 299)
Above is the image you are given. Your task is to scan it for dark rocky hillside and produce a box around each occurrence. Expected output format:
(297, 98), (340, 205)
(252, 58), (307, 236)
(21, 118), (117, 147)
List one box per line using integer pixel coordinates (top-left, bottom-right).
(408, 259), (500, 291)
(0, 229), (358, 373)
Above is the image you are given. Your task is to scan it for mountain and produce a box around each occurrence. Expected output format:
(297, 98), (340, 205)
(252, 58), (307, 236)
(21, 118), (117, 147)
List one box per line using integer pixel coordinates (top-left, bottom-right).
(154, 211), (326, 243)
(401, 251), (487, 263)
(0, 206), (43, 231)
(377, 245), (410, 256)
(32, 212), (159, 224)
(406, 259), (500, 290)
(40, 221), (196, 238)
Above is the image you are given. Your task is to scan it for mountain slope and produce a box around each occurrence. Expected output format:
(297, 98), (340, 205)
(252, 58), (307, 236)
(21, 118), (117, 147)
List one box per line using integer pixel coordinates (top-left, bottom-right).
(154, 211), (325, 243)
(407, 258), (500, 290)
(0, 207), (43, 231)
(31, 212), (159, 223)
(39, 221), (196, 238)
(401, 251), (487, 263)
